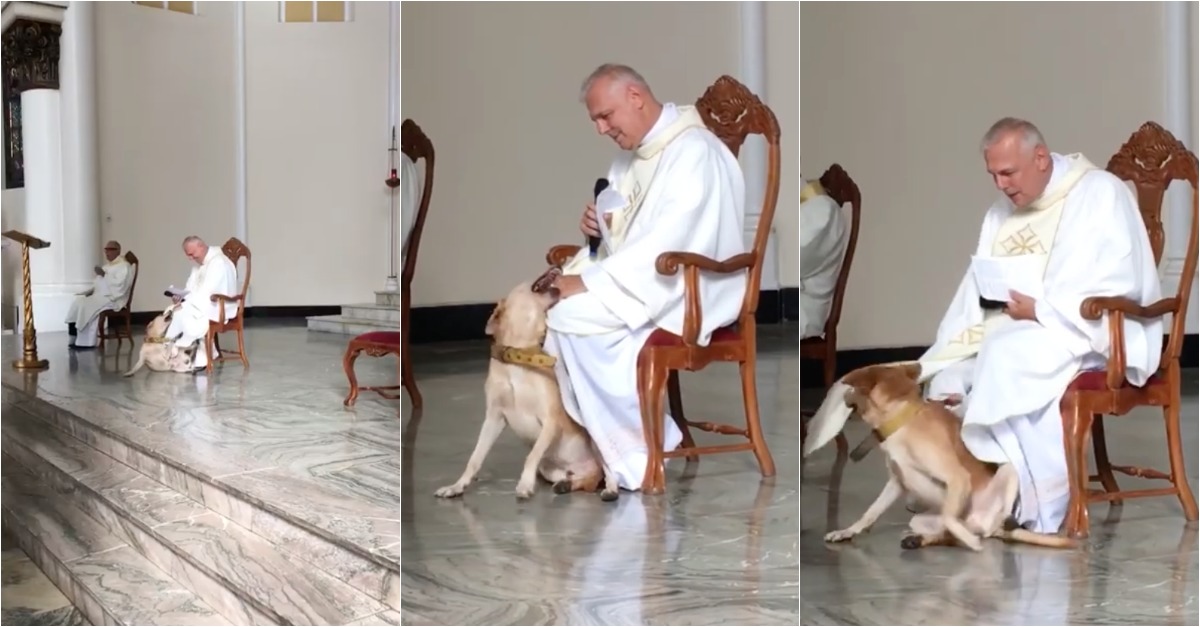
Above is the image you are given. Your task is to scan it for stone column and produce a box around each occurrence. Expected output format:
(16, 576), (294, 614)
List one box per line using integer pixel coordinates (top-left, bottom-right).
(1162, 0), (1196, 332)
(384, 0), (400, 293)
(60, 1), (101, 292)
(738, 1), (778, 293)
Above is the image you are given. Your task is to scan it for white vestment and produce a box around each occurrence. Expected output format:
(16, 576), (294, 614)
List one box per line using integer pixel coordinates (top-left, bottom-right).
(798, 182), (849, 339)
(400, 153), (421, 266)
(165, 246), (240, 368)
(66, 257), (134, 347)
(918, 152), (1162, 533)
(544, 103), (748, 491)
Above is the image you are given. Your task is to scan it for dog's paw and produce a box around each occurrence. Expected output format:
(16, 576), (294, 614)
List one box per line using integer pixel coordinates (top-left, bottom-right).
(515, 480), (536, 500)
(900, 535), (924, 550)
(433, 484), (466, 499)
(960, 534), (984, 552)
(599, 488), (619, 502)
(824, 528), (860, 543)
(552, 480), (572, 495)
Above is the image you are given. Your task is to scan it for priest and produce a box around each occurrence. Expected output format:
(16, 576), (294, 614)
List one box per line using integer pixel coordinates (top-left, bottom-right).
(66, 240), (134, 349)
(919, 118), (1162, 533)
(164, 236), (240, 372)
(798, 175), (849, 339)
(544, 64), (749, 492)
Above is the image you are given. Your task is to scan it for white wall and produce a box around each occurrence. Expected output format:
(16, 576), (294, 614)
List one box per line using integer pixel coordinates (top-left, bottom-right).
(800, 1), (1190, 349)
(94, 1), (392, 312)
(400, 1), (799, 307)
(1, 187), (25, 329)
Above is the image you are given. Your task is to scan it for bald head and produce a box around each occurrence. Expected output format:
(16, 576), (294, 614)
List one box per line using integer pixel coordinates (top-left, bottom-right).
(182, 235), (208, 264)
(981, 117), (1053, 208)
(103, 240), (121, 262)
(580, 63), (663, 151)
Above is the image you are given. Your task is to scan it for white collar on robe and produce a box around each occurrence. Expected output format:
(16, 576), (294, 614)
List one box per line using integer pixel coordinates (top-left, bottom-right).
(636, 103), (680, 151)
(1045, 152), (1070, 192)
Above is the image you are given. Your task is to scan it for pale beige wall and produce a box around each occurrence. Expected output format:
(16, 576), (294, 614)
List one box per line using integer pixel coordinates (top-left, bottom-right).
(401, 0), (800, 306)
(244, 1), (390, 306)
(95, 1), (391, 312)
(1, 188), (25, 329)
(801, 1), (1167, 349)
(767, 0), (800, 288)
(96, 1), (238, 312)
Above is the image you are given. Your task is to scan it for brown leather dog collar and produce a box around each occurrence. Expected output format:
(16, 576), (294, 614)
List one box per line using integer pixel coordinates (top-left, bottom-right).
(850, 401), (921, 463)
(144, 336), (169, 344)
(490, 344), (556, 369)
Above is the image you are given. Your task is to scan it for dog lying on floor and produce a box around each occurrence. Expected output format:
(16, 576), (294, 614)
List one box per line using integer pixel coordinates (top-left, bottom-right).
(434, 278), (618, 501)
(804, 362), (1075, 550)
(123, 306), (199, 377)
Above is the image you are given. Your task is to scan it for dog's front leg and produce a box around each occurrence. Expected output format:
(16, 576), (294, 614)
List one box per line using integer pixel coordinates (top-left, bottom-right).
(588, 440), (620, 502)
(434, 410), (506, 498)
(939, 471), (983, 551)
(825, 477), (904, 543)
(515, 422), (560, 499)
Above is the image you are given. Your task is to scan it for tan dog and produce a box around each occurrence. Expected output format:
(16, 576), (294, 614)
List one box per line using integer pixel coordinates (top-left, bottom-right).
(807, 362), (1075, 551)
(123, 307), (198, 377)
(434, 280), (618, 501)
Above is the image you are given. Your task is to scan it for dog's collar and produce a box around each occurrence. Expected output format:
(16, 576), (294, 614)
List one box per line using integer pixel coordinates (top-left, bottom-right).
(490, 344), (556, 369)
(144, 336), (169, 344)
(850, 401), (922, 463)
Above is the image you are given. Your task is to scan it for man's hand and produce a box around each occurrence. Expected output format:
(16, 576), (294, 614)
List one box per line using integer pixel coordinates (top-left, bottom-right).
(93, 265), (104, 277)
(579, 204), (613, 239)
(1005, 290), (1038, 322)
(553, 274), (587, 299)
(172, 294), (182, 305)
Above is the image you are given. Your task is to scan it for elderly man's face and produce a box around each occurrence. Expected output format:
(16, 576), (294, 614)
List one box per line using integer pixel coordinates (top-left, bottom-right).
(984, 133), (1052, 208)
(183, 241), (206, 264)
(585, 78), (646, 151)
(103, 243), (120, 262)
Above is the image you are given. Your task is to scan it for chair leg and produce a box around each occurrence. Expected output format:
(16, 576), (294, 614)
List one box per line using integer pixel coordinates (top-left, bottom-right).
(667, 371), (697, 460)
(98, 316), (106, 351)
(1090, 414), (1121, 501)
(637, 355), (669, 495)
(1061, 399), (1092, 539)
(1163, 403), (1199, 521)
(237, 327), (249, 368)
(400, 308), (422, 409)
(123, 314), (132, 347)
(738, 356), (776, 478)
(204, 332), (216, 375)
(343, 345), (363, 407)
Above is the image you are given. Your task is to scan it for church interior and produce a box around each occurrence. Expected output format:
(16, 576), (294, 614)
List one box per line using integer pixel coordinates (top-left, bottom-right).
(800, 2), (1199, 625)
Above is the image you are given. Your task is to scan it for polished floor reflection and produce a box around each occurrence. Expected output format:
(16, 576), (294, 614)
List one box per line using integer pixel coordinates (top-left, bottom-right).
(800, 371), (1199, 626)
(402, 326), (801, 625)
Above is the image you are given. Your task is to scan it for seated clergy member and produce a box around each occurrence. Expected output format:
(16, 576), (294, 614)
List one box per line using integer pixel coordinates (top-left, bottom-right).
(545, 64), (748, 492)
(66, 240), (134, 349)
(164, 236), (239, 372)
(797, 174), (849, 339)
(919, 118), (1162, 533)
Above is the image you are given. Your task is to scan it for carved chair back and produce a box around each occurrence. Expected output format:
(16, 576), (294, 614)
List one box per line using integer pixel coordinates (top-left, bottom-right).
(817, 164), (861, 340)
(220, 237), (251, 322)
(400, 118), (435, 289)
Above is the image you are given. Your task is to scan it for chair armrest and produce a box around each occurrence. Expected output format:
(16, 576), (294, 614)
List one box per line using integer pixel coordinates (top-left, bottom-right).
(654, 251), (756, 345)
(210, 293), (244, 325)
(546, 245), (582, 267)
(1078, 295), (1177, 390)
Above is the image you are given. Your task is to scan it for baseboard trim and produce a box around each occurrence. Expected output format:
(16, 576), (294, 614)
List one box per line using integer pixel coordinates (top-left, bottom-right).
(125, 305), (340, 326)
(409, 289), (791, 344)
(801, 333), (1199, 386)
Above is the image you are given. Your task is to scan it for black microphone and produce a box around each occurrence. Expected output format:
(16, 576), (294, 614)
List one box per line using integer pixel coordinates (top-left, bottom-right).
(590, 178), (609, 258)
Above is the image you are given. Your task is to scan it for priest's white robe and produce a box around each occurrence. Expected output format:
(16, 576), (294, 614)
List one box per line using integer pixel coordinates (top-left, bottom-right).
(400, 153), (421, 267)
(918, 152), (1162, 533)
(66, 257), (134, 347)
(165, 246), (240, 369)
(544, 103), (748, 491)
(798, 182), (849, 339)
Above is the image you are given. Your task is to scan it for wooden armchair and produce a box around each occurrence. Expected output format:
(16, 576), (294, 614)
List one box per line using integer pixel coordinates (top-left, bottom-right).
(544, 75), (778, 494)
(98, 250), (140, 350)
(203, 237), (251, 374)
(1060, 121), (1198, 538)
(343, 118), (434, 409)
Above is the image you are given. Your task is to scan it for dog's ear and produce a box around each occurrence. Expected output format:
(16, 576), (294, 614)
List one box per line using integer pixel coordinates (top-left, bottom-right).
(841, 365), (882, 401)
(484, 300), (505, 337)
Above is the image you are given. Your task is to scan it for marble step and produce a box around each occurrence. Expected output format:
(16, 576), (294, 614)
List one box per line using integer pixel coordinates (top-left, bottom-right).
(305, 314), (399, 336)
(1, 457), (231, 626)
(6, 391), (400, 613)
(375, 290), (398, 307)
(1, 407), (389, 626)
(341, 303), (401, 324)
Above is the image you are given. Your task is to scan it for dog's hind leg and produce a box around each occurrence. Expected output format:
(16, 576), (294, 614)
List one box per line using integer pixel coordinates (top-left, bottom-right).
(588, 439), (620, 502)
(434, 408), (507, 499)
(901, 513), (955, 549)
(515, 421), (560, 499)
(939, 470), (983, 551)
(826, 476), (904, 543)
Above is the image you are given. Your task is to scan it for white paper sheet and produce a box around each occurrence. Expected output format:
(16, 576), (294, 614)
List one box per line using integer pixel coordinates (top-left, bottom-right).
(970, 254), (1047, 301)
(594, 188), (626, 256)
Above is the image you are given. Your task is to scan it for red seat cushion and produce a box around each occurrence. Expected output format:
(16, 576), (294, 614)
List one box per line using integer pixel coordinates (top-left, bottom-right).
(645, 325), (741, 348)
(352, 331), (401, 347)
(1068, 369), (1164, 391)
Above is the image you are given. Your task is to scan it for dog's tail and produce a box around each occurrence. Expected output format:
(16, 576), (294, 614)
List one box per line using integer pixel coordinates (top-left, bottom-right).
(998, 517), (1078, 549)
(122, 355), (146, 378)
(802, 380), (854, 458)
